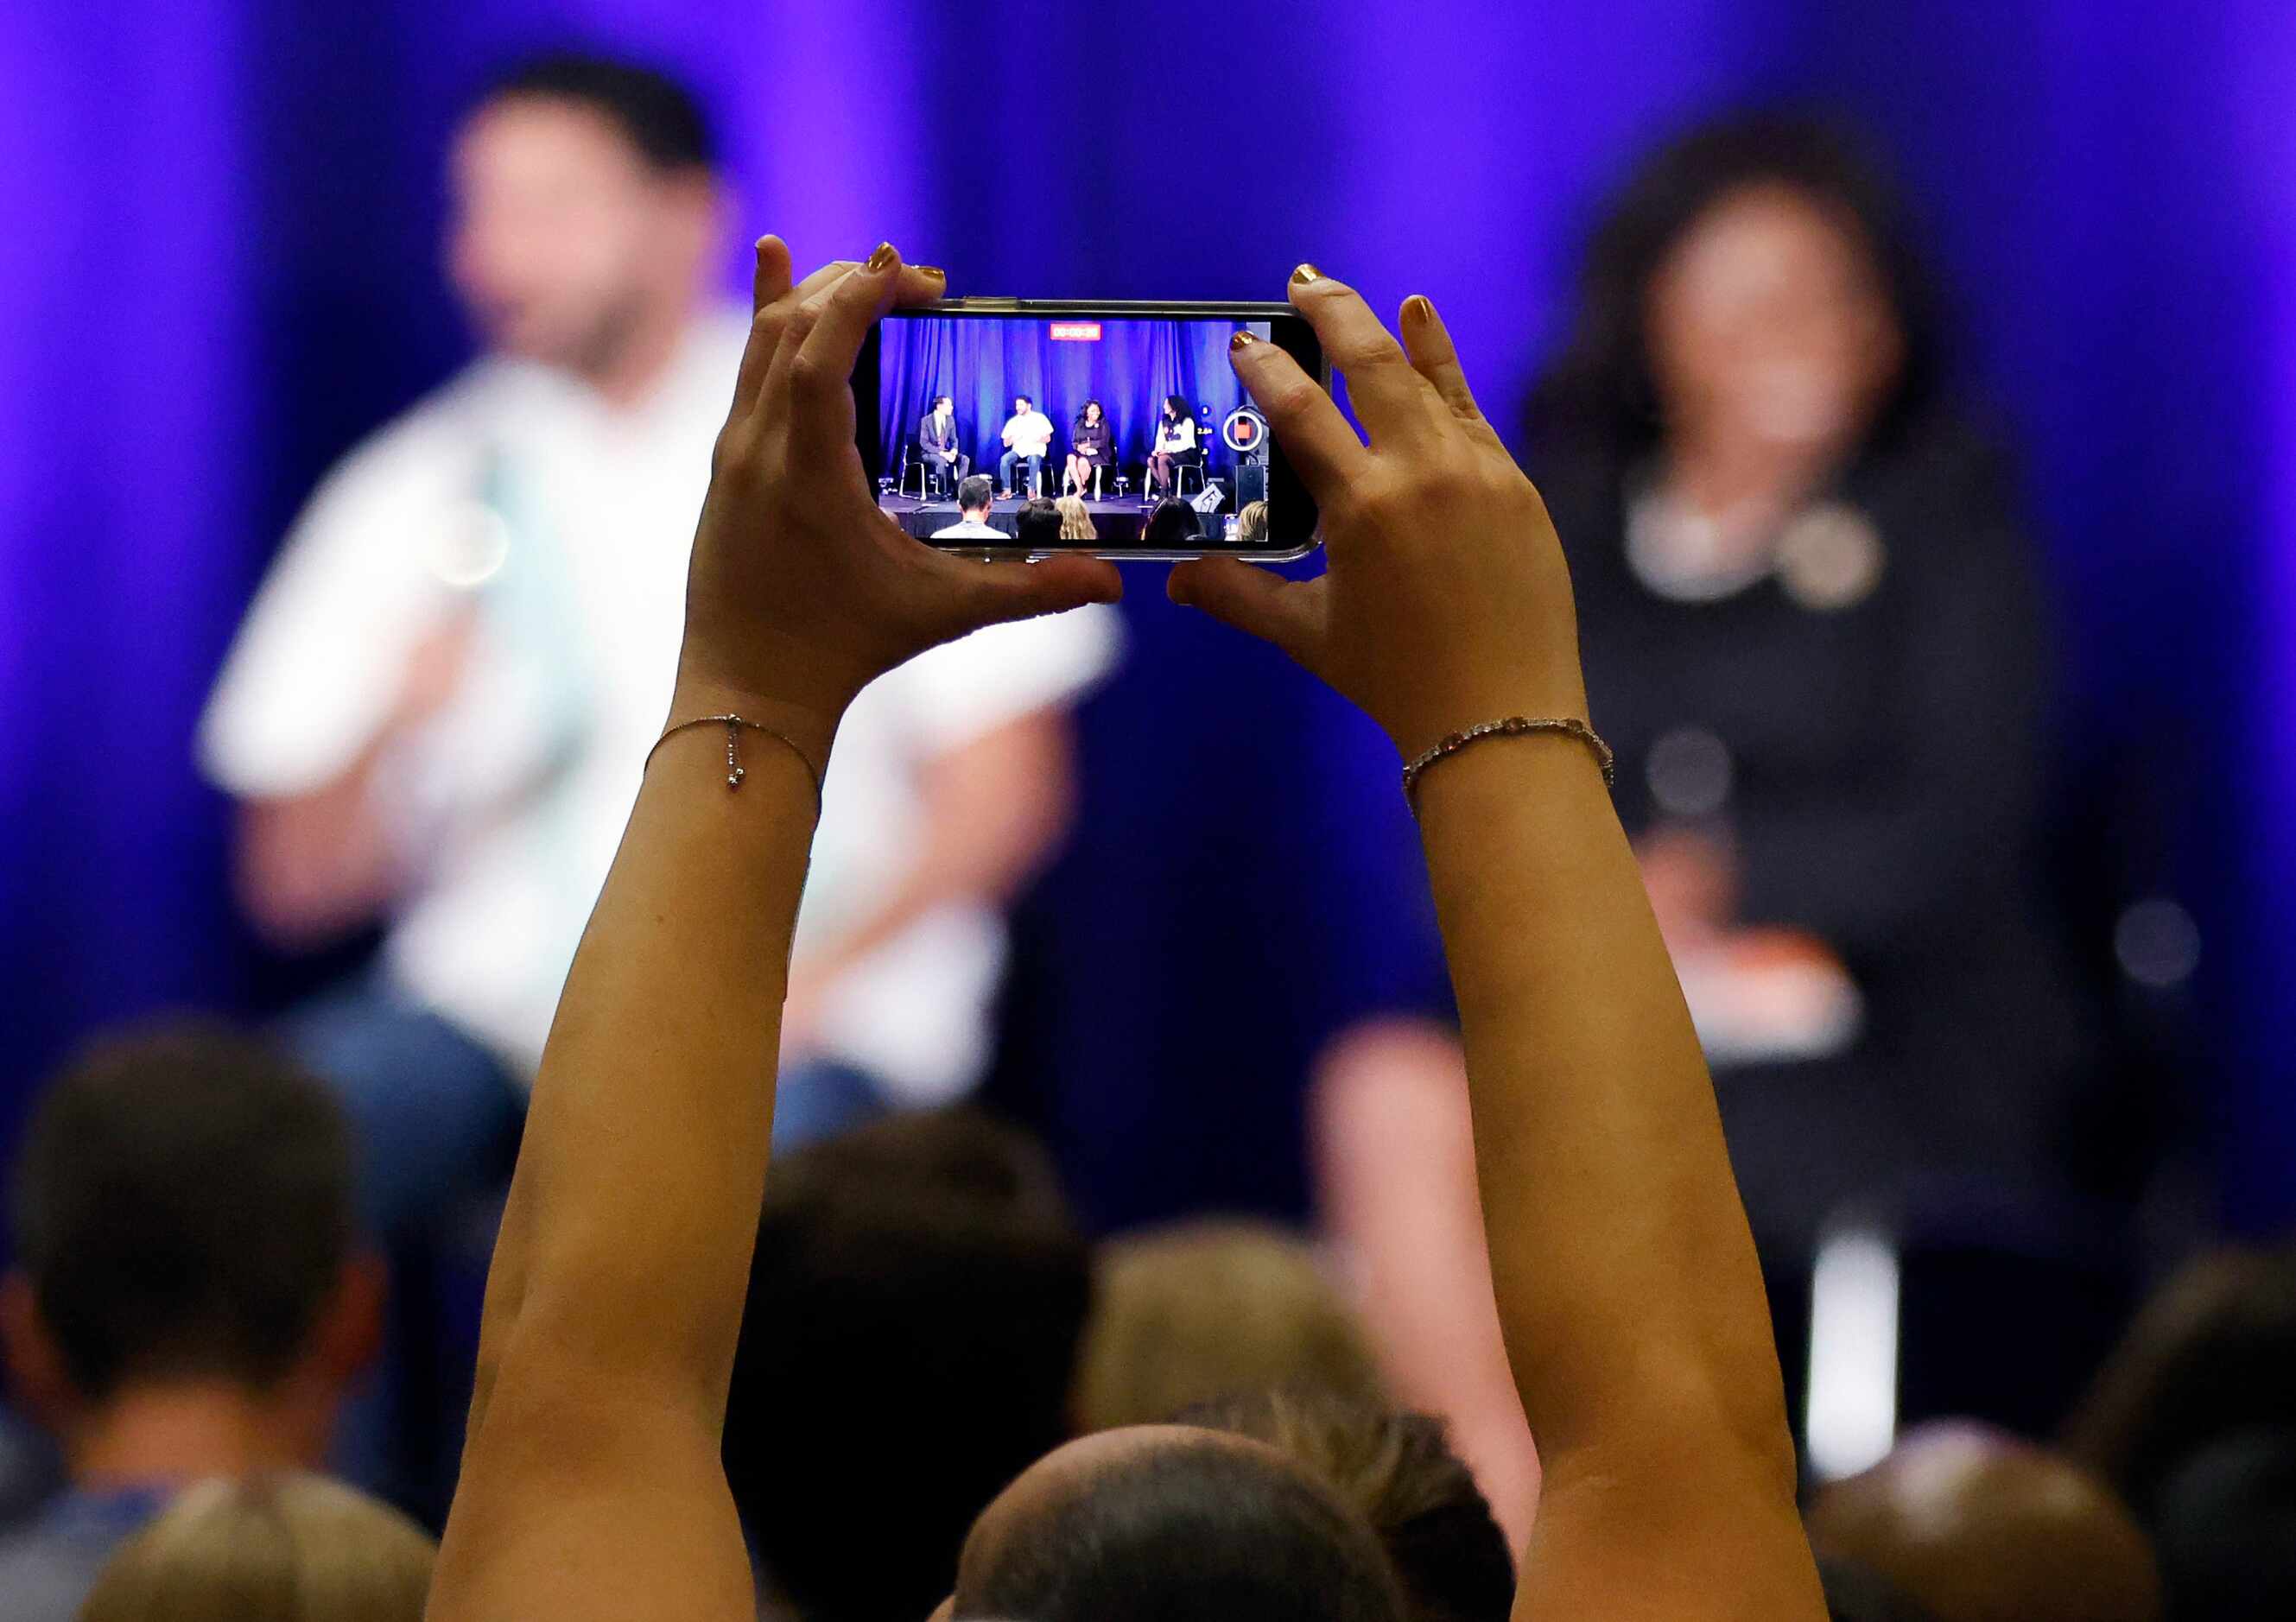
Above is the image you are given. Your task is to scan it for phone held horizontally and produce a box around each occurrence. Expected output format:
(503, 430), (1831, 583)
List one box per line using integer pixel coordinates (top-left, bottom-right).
(853, 299), (1325, 561)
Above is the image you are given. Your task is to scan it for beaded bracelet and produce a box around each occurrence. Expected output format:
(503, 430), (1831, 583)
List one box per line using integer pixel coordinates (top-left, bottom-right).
(1402, 716), (1614, 806)
(644, 714), (824, 811)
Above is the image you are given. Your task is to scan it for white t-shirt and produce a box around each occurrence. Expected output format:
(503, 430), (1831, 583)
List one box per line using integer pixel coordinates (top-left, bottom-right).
(1003, 409), (1054, 458)
(930, 517), (1006, 540)
(201, 307), (1119, 1103)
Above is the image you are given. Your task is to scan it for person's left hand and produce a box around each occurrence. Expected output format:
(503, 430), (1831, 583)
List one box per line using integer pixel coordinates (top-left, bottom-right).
(675, 238), (1121, 765)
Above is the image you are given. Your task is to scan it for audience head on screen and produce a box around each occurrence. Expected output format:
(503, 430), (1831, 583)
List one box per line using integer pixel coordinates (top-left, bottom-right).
(951, 1425), (1406, 1622)
(1143, 499), (1202, 546)
(79, 1473), (434, 1622)
(1074, 1220), (1382, 1435)
(721, 1110), (1091, 1622)
(1524, 111), (1944, 477)
(1184, 1387), (1513, 1622)
(1016, 497), (1063, 550)
(0, 1022), (377, 1467)
(1055, 495), (1097, 542)
(1805, 1422), (2161, 1622)
(956, 473), (994, 518)
(447, 52), (720, 376)
(1237, 498), (1270, 541)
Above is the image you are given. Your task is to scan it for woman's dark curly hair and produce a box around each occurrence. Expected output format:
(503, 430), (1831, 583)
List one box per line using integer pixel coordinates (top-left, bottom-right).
(1523, 112), (1948, 476)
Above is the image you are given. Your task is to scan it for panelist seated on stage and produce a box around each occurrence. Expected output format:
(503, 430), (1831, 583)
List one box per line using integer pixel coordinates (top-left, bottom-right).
(1064, 400), (1112, 495)
(1147, 394), (1199, 496)
(930, 474), (1005, 541)
(999, 395), (1055, 495)
(916, 394), (967, 496)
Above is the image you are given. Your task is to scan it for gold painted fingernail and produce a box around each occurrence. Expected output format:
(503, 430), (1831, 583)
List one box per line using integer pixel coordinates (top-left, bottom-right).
(866, 241), (897, 272)
(916, 263), (947, 281)
(1291, 263), (1324, 286)
(1403, 294), (1434, 326)
(1230, 328), (1259, 350)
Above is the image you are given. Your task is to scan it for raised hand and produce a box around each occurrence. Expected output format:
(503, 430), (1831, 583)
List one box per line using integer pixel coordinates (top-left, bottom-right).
(677, 238), (1120, 763)
(1170, 269), (1589, 765)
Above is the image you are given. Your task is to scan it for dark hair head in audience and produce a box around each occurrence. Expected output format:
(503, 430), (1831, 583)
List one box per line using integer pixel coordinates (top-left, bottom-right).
(956, 472), (994, 516)
(475, 51), (716, 173)
(3, 1021), (359, 1406)
(952, 1424), (1405, 1622)
(1524, 110), (1944, 472)
(1016, 497), (1063, 550)
(1185, 1387), (1513, 1622)
(1143, 499), (1202, 546)
(721, 1110), (1091, 1622)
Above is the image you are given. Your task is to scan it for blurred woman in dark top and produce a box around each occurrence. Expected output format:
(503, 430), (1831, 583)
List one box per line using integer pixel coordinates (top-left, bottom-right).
(1312, 115), (2084, 1507)
(1065, 399), (1113, 496)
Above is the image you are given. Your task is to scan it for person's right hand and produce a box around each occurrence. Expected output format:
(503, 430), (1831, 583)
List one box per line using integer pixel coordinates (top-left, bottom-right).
(1170, 269), (1588, 763)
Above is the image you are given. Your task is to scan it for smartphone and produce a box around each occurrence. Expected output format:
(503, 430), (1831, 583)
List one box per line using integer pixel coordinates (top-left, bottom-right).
(853, 299), (1324, 560)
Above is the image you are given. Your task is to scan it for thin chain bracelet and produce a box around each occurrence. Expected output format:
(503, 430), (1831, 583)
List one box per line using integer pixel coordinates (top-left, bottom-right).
(1402, 716), (1615, 806)
(645, 714), (824, 811)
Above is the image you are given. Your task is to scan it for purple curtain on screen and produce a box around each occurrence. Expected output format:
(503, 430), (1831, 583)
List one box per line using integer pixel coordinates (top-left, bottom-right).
(0, 0), (2288, 1226)
(877, 317), (1245, 477)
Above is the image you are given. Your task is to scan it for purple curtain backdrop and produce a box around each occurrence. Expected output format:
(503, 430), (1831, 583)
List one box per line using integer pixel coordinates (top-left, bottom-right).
(1, 3), (2287, 1229)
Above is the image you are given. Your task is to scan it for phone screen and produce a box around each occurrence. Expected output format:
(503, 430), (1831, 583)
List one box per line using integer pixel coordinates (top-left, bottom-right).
(853, 302), (1321, 558)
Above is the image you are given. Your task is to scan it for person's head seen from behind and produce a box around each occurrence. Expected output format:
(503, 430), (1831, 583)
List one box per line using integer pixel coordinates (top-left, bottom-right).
(949, 1424), (1406, 1622)
(0, 1022), (377, 1478)
(1186, 1386), (1514, 1622)
(721, 1111), (1090, 1622)
(1016, 497), (1062, 550)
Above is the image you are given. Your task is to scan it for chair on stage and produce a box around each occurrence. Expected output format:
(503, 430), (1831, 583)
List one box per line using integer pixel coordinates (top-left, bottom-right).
(1170, 453), (1207, 499)
(897, 443), (931, 500)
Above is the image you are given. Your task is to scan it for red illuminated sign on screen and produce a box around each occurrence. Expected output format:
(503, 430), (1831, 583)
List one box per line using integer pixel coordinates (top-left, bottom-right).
(1048, 321), (1103, 341)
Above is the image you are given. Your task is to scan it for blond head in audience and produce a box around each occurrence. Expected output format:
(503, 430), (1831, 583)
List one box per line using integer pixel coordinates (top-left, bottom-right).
(1073, 1219), (1382, 1434)
(1055, 494), (1097, 541)
(78, 1474), (434, 1622)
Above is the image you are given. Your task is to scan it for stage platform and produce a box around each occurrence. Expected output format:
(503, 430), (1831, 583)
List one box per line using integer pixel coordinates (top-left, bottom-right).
(879, 493), (1222, 547)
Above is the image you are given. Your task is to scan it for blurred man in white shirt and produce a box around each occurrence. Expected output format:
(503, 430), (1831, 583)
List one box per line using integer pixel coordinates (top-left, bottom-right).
(998, 396), (1055, 496)
(201, 53), (1118, 1242)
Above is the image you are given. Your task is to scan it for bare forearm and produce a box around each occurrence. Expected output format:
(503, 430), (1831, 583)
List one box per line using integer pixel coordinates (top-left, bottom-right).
(479, 690), (821, 1411)
(1416, 738), (1788, 1469)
